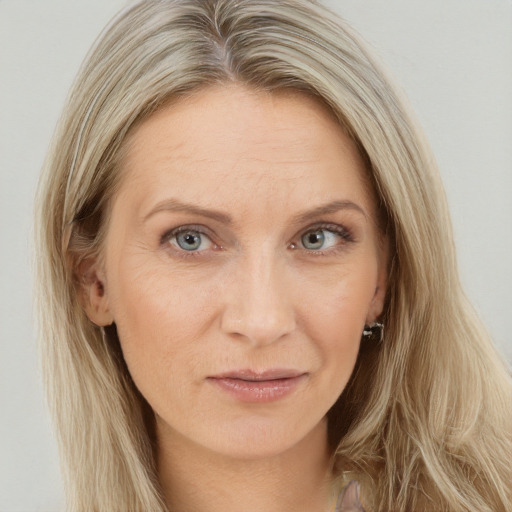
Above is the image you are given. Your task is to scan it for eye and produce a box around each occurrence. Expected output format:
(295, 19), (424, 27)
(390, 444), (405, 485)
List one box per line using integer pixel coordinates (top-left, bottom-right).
(299, 226), (351, 251)
(167, 228), (214, 252)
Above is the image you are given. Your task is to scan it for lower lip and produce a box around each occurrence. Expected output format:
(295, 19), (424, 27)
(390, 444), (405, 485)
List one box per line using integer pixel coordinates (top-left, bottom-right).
(207, 375), (306, 403)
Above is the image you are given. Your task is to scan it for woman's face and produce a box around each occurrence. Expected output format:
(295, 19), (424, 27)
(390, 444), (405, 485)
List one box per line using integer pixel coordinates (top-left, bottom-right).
(86, 85), (387, 459)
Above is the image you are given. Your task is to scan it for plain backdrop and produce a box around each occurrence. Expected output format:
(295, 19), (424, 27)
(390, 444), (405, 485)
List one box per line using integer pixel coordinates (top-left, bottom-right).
(1, 1), (511, 510)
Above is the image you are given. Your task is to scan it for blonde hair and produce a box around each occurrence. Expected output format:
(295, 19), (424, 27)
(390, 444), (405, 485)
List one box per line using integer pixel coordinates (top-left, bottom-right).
(35, 0), (512, 510)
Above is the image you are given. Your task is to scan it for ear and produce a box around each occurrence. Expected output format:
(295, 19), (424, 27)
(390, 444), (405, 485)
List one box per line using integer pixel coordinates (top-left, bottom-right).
(77, 257), (114, 327)
(366, 240), (388, 324)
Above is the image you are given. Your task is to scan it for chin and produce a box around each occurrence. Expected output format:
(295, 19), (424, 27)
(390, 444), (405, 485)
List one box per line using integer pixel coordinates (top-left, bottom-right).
(195, 414), (328, 461)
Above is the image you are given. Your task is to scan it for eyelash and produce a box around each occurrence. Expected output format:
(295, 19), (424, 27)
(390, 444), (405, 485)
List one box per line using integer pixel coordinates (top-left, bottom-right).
(160, 222), (355, 258)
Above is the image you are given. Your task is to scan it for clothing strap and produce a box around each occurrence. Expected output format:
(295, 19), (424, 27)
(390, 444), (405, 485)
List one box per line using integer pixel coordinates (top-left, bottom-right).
(335, 480), (366, 512)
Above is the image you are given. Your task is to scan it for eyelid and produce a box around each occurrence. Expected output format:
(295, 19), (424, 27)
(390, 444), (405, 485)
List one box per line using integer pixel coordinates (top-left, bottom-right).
(160, 224), (211, 241)
(301, 222), (353, 239)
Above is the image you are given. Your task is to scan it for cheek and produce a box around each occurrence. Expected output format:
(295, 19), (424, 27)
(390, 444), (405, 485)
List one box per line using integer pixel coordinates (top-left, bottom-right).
(105, 253), (220, 388)
(295, 263), (378, 385)
(296, 261), (378, 341)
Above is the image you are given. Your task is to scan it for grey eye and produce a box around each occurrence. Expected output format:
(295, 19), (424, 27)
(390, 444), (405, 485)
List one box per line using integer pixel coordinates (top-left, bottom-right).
(175, 231), (203, 251)
(301, 230), (325, 250)
(300, 228), (344, 251)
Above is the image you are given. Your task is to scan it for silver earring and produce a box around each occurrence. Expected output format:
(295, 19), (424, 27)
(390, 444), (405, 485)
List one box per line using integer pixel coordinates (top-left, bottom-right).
(362, 322), (384, 343)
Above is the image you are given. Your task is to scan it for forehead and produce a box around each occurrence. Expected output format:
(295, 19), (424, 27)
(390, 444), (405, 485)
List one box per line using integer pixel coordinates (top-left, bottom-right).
(115, 84), (375, 221)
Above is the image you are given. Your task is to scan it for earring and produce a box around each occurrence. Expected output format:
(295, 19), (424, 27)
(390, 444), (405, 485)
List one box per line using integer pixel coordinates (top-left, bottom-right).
(362, 322), (384, 343)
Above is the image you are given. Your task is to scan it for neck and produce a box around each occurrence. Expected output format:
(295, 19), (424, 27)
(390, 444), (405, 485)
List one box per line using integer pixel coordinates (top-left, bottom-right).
(157, 418), (338, 512)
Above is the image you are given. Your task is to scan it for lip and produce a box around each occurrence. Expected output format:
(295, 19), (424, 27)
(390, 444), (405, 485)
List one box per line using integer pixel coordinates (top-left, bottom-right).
(207, 369), (307, 403)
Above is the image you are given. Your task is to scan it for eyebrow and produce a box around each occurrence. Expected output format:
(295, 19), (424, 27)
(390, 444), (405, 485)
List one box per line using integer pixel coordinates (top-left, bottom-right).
(143, 198), (367, 225)
(143, 198), (232, 224)
(290, 200), (368, 225)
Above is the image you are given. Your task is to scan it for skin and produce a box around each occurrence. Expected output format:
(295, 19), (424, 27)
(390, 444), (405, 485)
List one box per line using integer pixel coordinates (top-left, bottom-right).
(83, 85), (385, 512)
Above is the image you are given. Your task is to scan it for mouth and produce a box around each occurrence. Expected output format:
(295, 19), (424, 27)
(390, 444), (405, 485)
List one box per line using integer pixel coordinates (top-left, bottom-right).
(207, 369), (307, 403)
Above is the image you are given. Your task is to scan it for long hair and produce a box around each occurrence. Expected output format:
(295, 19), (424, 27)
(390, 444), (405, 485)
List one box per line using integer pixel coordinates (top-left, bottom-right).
(34, 1), (512, 510)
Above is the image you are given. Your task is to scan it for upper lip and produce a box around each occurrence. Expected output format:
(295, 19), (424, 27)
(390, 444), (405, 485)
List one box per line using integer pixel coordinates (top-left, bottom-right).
(210, 369), (306, 381)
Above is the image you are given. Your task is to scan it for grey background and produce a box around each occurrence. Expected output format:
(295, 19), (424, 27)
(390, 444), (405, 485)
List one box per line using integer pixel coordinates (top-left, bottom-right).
(1, 0), (511, 510)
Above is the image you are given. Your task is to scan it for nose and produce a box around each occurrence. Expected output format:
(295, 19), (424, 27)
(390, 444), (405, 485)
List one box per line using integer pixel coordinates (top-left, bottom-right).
(220, 248), (296, 346)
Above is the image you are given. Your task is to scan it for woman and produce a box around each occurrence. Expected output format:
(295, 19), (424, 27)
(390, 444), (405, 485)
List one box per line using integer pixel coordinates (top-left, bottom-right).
(34, 0), (512, 511)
